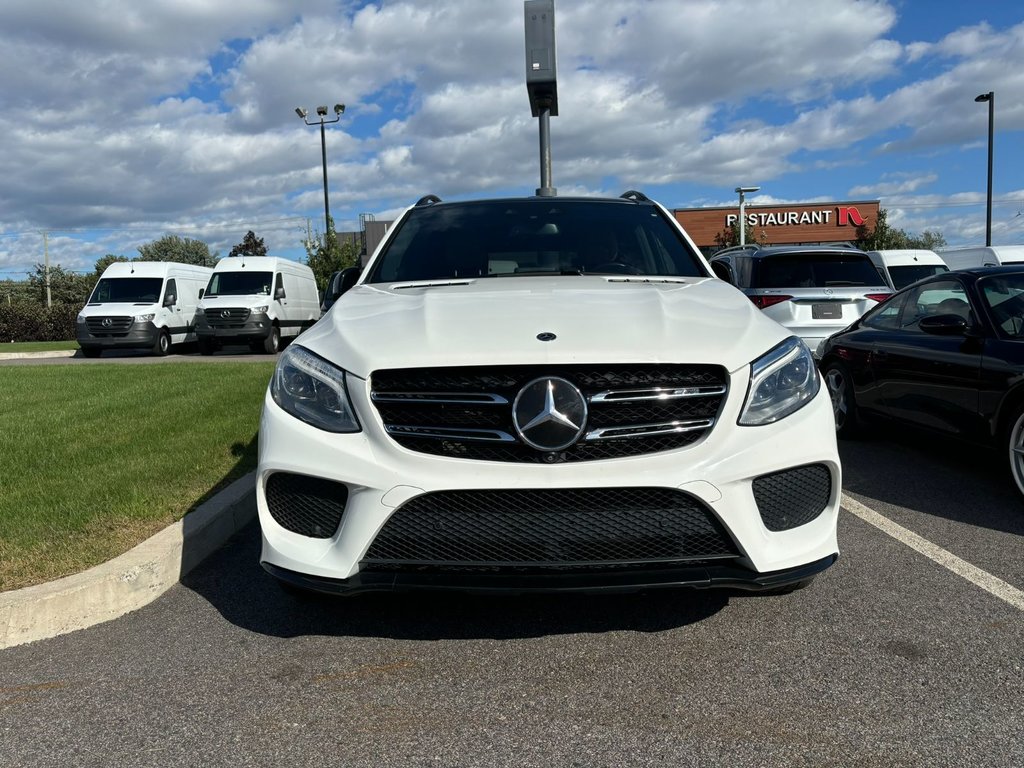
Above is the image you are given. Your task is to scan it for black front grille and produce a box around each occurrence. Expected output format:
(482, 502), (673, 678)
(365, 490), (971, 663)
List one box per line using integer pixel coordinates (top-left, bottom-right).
(265, 472), (348, 538)
(752, 463), (832, 531)
(205, 307), (250, 327)
(86, 316), (132, 336)
(363, 487), (739, 569)
(370, 364), (728, 463)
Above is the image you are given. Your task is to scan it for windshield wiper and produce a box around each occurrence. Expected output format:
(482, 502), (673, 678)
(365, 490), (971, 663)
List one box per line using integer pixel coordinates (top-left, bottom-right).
(493, 269), (583, 277)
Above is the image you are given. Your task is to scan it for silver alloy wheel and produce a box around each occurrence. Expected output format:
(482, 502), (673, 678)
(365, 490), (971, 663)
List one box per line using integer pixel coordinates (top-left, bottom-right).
(824, 367), (848, 432)
(1007, 410), (1024, 496)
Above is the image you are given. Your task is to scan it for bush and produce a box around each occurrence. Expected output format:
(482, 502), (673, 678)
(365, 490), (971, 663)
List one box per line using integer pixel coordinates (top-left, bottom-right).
(0, 301), (78, 342)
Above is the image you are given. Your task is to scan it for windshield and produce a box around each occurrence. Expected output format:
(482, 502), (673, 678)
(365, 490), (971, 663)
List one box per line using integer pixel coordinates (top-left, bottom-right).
(364, 199), (707, 283)
(888, 264), (949, 290)
(205, 271), (273, 297)
(89, 277), (164, 304)
(755, 253), (885, 288)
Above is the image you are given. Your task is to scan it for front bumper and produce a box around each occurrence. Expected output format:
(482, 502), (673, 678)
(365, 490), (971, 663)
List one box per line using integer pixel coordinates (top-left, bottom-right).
(76, 321), (158, 349)
(196, 314), (272, 341)
(257, 365), (842, 594)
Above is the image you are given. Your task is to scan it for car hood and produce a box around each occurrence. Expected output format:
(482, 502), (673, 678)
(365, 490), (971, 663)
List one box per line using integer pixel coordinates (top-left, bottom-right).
(299, 276), (789, 378)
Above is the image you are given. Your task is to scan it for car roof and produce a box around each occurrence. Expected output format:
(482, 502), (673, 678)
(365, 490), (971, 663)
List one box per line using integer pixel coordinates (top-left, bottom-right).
(410, 191), (658, 209)
(712, 244), (868, 259)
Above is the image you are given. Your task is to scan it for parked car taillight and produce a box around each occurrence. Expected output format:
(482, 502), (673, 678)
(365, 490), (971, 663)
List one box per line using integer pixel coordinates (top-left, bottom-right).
(750, 294), (793, 309)
(865, 293), (892, 303)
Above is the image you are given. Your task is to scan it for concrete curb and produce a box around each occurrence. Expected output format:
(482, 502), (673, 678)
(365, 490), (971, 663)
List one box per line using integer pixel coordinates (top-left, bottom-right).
(0, 350), (78, 360)
(0, 471), (257, 650)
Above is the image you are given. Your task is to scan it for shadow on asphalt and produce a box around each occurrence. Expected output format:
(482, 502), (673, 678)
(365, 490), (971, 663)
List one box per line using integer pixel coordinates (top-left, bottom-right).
(182, 518), (731, 641)
(838, 421), (1024, 536)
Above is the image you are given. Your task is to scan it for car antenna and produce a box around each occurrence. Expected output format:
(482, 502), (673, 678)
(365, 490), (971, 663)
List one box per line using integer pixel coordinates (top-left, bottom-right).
(525, 0), (558, 197)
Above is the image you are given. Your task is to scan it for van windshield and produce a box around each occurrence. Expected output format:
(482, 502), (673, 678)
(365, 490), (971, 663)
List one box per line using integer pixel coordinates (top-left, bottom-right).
(89, 277), (164, 304)
(889, 264), (949, 290)
(205, 271), (273, 297)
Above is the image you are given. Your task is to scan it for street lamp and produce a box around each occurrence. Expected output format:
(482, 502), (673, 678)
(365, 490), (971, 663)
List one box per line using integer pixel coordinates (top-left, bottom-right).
(735, 186), (760, 247)
(975, 91), (994, 247)
(295, 103), (346, 233)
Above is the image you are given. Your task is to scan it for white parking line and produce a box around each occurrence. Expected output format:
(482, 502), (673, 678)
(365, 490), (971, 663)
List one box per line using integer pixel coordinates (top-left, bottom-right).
(842, 493), (1024, 612)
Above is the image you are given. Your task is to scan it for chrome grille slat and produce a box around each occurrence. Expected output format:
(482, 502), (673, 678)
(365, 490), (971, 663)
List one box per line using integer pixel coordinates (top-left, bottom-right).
(370, 365), (728, 464)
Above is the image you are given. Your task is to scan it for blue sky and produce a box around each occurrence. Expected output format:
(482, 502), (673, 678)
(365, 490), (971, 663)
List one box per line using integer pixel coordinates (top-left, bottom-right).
(0, 0), (1021, 278)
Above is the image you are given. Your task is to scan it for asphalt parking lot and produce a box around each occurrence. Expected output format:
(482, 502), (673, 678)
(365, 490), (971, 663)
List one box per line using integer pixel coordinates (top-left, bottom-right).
(1, 418), (1022, 767)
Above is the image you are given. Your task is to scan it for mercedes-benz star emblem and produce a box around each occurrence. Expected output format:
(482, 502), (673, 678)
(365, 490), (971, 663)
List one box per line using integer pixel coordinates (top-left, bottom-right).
(537, 332), (557, 342)
(512, 377), (587, 452)
(221, 309), (231, 318)
(101, 318), (112, 328)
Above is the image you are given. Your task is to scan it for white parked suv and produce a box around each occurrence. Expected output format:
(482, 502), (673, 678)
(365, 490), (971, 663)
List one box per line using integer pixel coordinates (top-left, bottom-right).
(258, 192), (841, 596)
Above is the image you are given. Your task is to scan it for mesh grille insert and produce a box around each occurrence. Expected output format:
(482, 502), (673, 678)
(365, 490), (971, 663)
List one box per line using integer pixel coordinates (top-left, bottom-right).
(265, 472), (348, 539)
(752, 463), (832, 531)
(363, 487), (739, 569)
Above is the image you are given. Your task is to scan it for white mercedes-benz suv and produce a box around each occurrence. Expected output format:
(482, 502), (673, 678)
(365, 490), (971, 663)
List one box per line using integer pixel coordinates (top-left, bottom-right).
(257, 191), (840, 595)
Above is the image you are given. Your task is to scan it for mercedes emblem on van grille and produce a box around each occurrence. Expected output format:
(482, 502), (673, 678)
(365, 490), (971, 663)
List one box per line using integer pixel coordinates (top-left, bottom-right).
(221, 309), (232, 318)
(101, 318), (113, 327)
(512, 377), (587, 451)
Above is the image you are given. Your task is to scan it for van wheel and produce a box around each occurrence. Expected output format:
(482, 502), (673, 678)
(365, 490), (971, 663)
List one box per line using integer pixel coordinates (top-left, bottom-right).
(80, 346), (101, 358)
(823, 361), (860, 438)
(262, 325), (281, 354)
(152, 330), (171, 357)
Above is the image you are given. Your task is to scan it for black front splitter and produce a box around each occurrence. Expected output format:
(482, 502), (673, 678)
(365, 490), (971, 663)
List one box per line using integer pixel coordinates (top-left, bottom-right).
(262, 554), (838, 597)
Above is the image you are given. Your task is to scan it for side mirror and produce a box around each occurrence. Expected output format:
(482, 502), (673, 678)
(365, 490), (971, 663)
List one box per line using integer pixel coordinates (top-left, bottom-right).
(919, 314), (967, 336)
(710, 261), (733, 283)
(274, 286), (286, 300)
(162, 293), (176, 307)
(198, 288), (205, 299)
(338, 267), (361, 296)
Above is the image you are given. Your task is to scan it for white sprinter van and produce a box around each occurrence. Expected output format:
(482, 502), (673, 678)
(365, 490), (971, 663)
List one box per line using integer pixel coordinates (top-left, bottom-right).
(76, 261), (213, 357)
(195, 256), (321, 354)
(866, 249), (948, 290)
(938, 245), (1024, 272)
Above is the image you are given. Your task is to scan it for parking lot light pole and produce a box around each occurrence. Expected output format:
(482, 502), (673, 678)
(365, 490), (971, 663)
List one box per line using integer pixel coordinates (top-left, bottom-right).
(295, 104), (345, 234)
(975, 91), (994, 247)
(735, 186), (760, 247)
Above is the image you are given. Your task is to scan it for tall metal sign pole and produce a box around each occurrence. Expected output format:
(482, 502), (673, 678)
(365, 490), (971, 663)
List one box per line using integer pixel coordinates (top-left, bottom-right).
(525, 0), (558, 197)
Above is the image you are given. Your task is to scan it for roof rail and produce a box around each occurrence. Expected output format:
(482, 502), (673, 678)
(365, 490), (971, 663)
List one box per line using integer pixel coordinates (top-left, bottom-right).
(415, 194), (442, 207)
(620, 190), (650, 203)
(712, 244), (761, 256)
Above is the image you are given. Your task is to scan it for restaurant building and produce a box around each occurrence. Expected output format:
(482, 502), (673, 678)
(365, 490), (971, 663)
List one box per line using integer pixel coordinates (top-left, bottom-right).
(673, 200), (879, 256)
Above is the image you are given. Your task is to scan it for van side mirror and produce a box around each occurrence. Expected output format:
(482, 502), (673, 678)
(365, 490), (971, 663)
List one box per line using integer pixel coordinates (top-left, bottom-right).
(163, 293), (176, 307)
(275, 286), (286, 300)
(198, 288), (205, 299)
(710, 261), (733, 283)
(337, 267), (361, 296)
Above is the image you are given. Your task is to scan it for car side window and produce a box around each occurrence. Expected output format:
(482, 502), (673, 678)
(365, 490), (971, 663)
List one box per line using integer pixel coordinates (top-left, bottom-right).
(900, 279), (970, 332)
(861, 292), (907, 330)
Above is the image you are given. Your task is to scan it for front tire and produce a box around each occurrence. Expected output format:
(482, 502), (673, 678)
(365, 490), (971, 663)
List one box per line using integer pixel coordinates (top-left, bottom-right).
(1004, 406), (1024, 497)
(152, 330), (171, 357)
(262, 325), (281, 354)
(823, 361), (860, 438)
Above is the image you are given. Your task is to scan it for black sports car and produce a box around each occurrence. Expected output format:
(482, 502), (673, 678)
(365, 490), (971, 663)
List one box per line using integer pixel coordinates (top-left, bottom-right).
(818, 266), (1024, 496)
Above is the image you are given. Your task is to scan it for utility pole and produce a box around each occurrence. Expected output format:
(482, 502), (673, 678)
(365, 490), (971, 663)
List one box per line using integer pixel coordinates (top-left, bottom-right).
(43, 231), (51, 308)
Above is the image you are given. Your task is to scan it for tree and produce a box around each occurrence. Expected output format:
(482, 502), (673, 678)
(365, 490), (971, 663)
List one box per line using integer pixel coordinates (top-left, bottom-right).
(302, 218), (359, 293)
(26, 264), (95, 306)
(229, 231), (268, 259)
(908, 230), (947, 251)
(137, 235), (218, 267)
(713, 220), (768, 250)
(855, 208), (948, 252)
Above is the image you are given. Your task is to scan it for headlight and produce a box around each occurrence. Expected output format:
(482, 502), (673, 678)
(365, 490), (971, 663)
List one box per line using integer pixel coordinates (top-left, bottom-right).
(252, 305), (269, 314)
(76, 314), (86, 324)
(134, 313), (155, 323)
(270, 345), (360, 433)
(738, 337), (820, 426)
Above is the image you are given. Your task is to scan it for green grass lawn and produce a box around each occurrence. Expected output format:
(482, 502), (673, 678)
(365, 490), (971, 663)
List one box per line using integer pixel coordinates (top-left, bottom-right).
(0, 361), (276, 590)
(1, 340), (79, 354)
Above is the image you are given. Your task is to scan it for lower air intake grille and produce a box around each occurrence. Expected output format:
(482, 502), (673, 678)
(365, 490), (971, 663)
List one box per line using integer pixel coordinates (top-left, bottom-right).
(363, 487), (739, 569)
(752, 463), (832, 531)
(265, 472), (348, 538)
